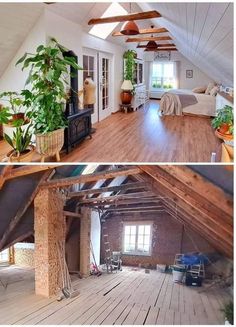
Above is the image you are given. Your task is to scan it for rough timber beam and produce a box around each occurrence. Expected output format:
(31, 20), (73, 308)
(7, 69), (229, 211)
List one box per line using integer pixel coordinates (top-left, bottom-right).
(84, 198), (161, 208)
(67, 182), (148, 198)
(63, 211), (82, 218)
(77, 192), (156, 204)
(126, 36), (172, 42)
(41, 167), (142, 189)
(88, 11), (161, 25)
(0, 166), (13, 189)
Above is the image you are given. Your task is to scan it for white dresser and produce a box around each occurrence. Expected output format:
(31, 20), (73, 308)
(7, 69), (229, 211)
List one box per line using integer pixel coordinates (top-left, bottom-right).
(132, 84), (148, 110)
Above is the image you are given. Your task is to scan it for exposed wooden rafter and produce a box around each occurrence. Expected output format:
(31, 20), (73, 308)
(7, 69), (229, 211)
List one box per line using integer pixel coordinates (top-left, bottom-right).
(4, 165), (61, 181)
(88, 10), (161, 25)
(63, 211), (82, 218)
(0, 166), (13, 189)
(126, 36), (172, 42)
(137, 43), (176, 48)
(112, 27), (168, 36)
(41, 167), (142, 189)
(67, 182), (147, 198)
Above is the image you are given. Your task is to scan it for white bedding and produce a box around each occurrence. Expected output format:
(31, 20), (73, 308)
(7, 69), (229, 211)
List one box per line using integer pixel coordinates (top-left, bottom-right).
(160, 89), (216, 117)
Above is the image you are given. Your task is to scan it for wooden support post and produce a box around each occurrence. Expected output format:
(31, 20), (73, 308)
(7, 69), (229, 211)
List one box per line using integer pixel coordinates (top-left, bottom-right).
(80, 207), (91, 277)
(34, 188), (66, 297)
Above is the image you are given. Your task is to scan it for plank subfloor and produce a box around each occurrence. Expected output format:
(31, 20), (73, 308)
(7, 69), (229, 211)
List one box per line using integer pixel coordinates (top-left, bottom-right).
(0, 265), (230, 325)
(0, 101), (221, 163)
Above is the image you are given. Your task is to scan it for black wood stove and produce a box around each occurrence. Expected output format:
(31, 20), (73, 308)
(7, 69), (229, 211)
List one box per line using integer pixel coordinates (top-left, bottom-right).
(63, 50), (92, 154)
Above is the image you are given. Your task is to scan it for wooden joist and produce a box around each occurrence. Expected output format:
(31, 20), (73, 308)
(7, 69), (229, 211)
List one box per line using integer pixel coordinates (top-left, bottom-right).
(112, 27), (168, 36)
(105, 206), (164, 212)
(126, 36), (172, 42)
(0, 166), (13, 189)
(41, 167), (142, 189)
(77, 192), (157, 204)
(137, 43), (176, 48)
(63, 211), (82, 218)
(67, 182), (147, 198)
(88, 10), (161, 25)
(84, 198), (161, 208)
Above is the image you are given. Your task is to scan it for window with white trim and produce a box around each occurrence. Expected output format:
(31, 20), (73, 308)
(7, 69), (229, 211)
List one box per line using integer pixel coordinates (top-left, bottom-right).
(150, 62), (176, 90)
(123, 223), (152, 256)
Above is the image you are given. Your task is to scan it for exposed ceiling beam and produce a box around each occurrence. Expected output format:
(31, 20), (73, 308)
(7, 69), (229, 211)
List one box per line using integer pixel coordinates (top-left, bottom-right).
(67, 182), (147, 198)
(5, 165), (61, 181)
(137, 43), (176, 48)
(112, 27), (168, 36)
(145, 48), (178, 51)
(88, 10), (161, 25)
(84, 199), (161, 208)
(105, 206), (164, 212)
(41, 167), (142, 189)
(126, 36), (172, 42)
(77, 192), (157, 204)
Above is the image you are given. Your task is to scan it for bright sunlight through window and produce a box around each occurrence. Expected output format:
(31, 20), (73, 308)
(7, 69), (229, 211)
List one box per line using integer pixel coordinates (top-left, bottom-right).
(89, 3), (127, 40)
(123, 223), (152, 256)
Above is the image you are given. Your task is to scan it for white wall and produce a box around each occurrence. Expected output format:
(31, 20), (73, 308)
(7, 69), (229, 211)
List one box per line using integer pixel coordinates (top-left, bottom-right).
(0, 13), (46, 93)
(144, 51), (213, 92)
(90, 210), (101, 266)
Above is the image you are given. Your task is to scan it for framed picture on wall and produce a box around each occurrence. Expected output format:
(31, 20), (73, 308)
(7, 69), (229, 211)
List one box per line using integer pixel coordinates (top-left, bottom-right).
(186, 70), (193, 78)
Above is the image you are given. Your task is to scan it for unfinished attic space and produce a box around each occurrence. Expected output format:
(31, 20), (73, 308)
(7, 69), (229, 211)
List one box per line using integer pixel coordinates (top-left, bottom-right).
(0, 164), (233, 325)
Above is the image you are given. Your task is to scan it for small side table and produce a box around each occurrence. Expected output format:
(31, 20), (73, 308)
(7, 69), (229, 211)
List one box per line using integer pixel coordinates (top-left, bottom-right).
(119, 103), (132, 114)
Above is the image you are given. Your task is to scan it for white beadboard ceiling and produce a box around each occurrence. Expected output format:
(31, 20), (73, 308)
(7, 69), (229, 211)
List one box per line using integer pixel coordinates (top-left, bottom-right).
(0, 2), (233, 86)
(138, 2), (233, 86)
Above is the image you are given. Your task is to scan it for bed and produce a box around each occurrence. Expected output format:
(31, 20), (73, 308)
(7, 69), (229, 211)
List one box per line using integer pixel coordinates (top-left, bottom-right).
(160, 89), (216, 117)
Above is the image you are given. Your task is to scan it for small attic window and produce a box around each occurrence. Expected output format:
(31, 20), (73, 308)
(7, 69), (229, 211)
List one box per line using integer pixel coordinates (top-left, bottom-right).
(89, 3), (127, 40)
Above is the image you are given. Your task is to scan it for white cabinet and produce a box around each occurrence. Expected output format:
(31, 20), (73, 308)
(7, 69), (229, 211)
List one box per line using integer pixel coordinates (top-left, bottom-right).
(132, 84), (147, 110)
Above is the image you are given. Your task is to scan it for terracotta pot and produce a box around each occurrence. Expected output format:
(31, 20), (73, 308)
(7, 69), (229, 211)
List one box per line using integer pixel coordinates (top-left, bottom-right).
(218, 123), (230, 134)
(121, 91), (132, 104)
(12, 112), (25, 121)
(36, 128), (64, 162)
(215, 129), (233, 141)
(6, 145), (35, 162)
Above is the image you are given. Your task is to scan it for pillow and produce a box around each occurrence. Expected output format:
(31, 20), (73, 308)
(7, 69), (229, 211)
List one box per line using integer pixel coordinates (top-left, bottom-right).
(205, 82), (216, 94)
(192, 86), (207, 93)
(209, 86), (219, 96)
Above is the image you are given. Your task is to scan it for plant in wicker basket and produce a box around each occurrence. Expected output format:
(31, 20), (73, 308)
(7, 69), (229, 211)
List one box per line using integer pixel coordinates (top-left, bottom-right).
(16, 38), (83, 161)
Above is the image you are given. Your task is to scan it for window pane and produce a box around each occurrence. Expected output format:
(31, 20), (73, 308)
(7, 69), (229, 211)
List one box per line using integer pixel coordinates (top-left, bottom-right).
(125, 225), (131, 235)
(143, 244), (149, 252)
(144, 235), (150, 244)
(144, 225), (150, 235)
(130, 226), (136, 234)
(139, 225), (144, 234)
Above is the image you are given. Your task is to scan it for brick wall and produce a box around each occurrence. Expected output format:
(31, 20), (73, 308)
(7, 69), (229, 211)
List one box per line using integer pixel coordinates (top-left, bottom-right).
(101, 212), (216, 267)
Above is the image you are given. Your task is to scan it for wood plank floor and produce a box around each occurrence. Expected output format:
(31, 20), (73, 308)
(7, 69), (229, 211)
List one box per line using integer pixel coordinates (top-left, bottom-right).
(0, 265), (230, 325)
(0, 101), (221, 163)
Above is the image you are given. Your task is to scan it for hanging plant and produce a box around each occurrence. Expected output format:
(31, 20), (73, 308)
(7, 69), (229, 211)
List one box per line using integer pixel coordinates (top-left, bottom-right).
(123, 50), (137, 83)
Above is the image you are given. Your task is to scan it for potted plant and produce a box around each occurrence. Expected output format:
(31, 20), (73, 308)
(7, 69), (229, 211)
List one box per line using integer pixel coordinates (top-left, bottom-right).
(121, 50), (136, 104)
(222, 301), (233, 325)
(212, 105), (233, 141)
(16, 38), (83, 162)
(0, 91), (25, 122)
(2, 118), (34, 162)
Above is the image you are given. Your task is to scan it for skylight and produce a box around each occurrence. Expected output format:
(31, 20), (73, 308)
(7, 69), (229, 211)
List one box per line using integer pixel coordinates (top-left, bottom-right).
(89, 3), (127, 40)
(82, 164), (99, 175)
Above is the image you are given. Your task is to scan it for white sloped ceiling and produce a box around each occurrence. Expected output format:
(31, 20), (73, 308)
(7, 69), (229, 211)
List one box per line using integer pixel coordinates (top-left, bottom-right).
(138, 2), (233, 86)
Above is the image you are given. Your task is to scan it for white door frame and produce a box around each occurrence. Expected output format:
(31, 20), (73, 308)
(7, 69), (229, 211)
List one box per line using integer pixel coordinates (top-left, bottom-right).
(98, 51), (112, 121)
(82, 47), (98, 124)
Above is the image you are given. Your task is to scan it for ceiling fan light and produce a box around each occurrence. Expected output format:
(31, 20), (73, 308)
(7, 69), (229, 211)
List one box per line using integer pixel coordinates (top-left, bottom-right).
(120, 21), (139, 35)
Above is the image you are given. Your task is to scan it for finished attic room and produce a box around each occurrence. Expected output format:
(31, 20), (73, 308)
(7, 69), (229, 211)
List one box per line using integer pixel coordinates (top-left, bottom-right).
(0, 2), (234, 163)
(0, 164), (233, 325)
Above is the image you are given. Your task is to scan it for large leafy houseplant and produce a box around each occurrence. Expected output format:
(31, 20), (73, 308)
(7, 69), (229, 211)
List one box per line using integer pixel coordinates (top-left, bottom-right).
(16, 38), (83, 161)
(16, 38), (83, 134)
(123, 50), (136, 83)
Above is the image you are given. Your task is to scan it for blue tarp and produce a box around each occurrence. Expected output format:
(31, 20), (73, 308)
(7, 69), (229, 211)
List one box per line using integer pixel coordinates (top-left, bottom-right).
(180, 254), (208, 265)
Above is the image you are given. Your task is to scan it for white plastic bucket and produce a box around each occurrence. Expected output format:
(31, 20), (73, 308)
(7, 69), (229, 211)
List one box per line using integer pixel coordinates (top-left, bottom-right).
(172, 265), (185, 283)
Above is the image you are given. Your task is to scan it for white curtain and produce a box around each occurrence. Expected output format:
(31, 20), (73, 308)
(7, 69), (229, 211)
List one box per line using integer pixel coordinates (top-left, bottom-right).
(173, 61), (180, 89)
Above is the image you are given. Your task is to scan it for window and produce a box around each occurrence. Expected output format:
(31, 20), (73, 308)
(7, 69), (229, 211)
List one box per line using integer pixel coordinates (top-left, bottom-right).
(123, 223), (152, 256)
(89, 3), (127, 39)
(151, 62), (176, 90)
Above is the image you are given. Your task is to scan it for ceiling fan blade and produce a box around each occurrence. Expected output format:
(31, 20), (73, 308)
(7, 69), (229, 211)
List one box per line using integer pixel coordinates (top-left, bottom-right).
(88, 10), (161, 25)
(113, 27), (168, 36)
(127, 36), (172, 42)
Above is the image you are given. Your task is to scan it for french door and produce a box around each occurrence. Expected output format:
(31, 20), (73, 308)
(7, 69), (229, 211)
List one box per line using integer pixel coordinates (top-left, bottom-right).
(83, 49), (112, 123)
(98, 52), (112, 121)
